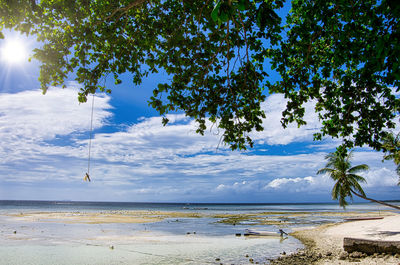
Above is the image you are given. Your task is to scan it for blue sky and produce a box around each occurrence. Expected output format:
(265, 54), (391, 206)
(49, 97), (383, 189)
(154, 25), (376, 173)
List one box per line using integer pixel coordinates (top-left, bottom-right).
(0, 29), (399, 203)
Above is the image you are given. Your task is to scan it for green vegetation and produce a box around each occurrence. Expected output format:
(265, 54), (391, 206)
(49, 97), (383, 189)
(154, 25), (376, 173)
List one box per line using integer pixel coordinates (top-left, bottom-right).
(1, 1), (399, 206)
(318, 150), (400, 210)
(382, 132), (400, 185)
(1, 0), (399, 151)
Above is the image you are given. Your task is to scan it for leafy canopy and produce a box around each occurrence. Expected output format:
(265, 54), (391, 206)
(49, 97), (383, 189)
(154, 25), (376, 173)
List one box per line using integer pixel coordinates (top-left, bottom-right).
(1, 0), (399, 150)
(270, 0), (400, 150)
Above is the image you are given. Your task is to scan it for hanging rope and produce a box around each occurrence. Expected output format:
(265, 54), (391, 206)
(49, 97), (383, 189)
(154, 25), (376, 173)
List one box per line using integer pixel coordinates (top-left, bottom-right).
(84, 94), (95, 182)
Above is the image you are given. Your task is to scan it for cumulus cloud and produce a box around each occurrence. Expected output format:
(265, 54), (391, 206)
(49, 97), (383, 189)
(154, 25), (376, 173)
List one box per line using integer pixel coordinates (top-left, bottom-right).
(0, 84), (112, 183)
(87, 114), (223, 163)
(0, 85), (112, 163)
(250, 94), (321, 145)
(0, 87), (398, 202)
(266, 176), (314, 189)
(0, 84), (111, 141)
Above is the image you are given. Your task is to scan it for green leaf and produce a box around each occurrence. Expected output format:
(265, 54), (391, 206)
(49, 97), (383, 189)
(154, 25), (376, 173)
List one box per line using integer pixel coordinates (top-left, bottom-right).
(211, 1), (221, 22)
(237, 0), (246, 11)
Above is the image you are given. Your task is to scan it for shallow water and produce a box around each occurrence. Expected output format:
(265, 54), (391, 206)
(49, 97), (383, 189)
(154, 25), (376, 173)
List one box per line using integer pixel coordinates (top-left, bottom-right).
(0, 201), (398, 264)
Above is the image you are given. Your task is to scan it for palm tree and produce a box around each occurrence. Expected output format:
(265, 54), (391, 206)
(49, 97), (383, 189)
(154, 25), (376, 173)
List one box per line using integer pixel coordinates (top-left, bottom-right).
(317, 150), (400, 210)
(382, 132), (400, 185)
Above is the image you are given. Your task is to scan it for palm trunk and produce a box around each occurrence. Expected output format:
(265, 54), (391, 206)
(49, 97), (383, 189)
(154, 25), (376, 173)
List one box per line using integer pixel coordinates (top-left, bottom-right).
(350, 189), (400, 211)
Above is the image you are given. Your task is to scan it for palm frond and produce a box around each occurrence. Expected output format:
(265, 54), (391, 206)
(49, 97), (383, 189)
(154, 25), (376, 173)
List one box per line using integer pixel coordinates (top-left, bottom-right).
(345, 150), (354, 164)
(383, 153), (395, 161)
(395, 154), (400, 165)
(347, 173), (367, 183)
(319, 149), (370, 209)
(331, 182), (340, 200)
(317, 168), (335, 175)
(349, 179), (366, 197)
(348, 164), (369, 174)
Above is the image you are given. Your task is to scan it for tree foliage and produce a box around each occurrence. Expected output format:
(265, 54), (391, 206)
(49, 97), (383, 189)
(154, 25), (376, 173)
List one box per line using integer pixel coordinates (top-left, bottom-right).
(317, 150), (368, 207)
(382, 132), (400, 184)
(271, 0), (400, 150)
(1, 0), (399, 150)
(0, 0), (283, 150)
(317, 149), (400, 210)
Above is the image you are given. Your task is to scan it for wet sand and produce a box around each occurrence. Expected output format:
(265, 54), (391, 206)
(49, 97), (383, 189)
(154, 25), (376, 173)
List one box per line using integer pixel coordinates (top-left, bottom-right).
(1, 210), (302, 264)
(7, 210), (201, 224)
(271, 212), (400, 265)
(3, 209), (400, 264)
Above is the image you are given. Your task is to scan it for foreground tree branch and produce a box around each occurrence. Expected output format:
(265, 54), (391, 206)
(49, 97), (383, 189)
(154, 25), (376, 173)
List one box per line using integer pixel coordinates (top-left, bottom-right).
(1, 0), (399, 151)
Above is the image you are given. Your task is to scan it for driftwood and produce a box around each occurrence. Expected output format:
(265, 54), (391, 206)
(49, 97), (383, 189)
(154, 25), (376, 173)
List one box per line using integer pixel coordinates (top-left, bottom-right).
(344, 237), (400, 254)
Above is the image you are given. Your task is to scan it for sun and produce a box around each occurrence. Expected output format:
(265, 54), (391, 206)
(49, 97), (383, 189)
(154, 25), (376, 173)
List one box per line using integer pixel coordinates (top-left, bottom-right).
(0, 38), (28, 65)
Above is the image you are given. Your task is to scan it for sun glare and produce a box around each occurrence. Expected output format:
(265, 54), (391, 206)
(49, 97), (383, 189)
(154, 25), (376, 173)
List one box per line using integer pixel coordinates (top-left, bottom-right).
(0, 38), (28, 65)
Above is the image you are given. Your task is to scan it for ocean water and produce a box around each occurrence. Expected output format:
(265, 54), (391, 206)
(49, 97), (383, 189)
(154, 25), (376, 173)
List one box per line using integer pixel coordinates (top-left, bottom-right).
(0, 200), (398, 265)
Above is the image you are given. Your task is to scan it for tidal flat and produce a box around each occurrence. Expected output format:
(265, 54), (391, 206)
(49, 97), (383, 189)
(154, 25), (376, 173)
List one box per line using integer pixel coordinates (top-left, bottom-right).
(0, 202), (396, 264)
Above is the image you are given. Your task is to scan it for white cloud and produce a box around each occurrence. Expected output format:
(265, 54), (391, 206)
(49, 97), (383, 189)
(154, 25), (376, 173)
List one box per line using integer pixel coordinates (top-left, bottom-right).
(0, 85), (112, 164)
(363, 167), (398, 187)
(251, 94), (321, 145)
(0, 87), (399, 202)
(0, 85), (111, 141)
(266, 176), (314, 189)
(0, 84), (112, 184)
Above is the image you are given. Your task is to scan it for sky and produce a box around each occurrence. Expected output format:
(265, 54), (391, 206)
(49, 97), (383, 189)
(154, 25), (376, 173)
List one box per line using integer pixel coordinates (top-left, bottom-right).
(0, 29), (399, 204)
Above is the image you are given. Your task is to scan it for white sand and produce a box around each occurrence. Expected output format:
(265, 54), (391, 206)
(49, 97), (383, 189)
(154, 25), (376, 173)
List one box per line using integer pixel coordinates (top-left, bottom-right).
(324, 215), (400, 241)
(292, 213), (400, 265)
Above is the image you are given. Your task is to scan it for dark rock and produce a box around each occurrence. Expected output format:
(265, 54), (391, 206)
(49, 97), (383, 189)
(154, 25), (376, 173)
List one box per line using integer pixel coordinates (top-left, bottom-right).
(326, 251), (332, 256)
(282, 251), (286, 255)
(215, 258), (220, 261)
(344, 237), (400, 254)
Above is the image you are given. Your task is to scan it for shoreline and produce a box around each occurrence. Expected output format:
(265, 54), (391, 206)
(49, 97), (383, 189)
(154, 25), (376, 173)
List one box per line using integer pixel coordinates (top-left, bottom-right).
(2, 208), (400, 264)
(270, 213), (400, 265)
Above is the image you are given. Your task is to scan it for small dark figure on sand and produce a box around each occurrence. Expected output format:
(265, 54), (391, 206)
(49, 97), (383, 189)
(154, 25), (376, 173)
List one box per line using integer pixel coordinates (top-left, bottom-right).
(279, 229), (288, 237)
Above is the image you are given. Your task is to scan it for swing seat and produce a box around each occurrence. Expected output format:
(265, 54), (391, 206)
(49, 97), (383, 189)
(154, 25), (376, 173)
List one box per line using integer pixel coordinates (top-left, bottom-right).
(84, 173), (91, 182)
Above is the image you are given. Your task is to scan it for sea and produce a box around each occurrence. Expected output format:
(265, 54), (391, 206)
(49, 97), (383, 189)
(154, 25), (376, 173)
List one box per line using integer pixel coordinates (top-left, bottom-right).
(0, 200), (398, 265)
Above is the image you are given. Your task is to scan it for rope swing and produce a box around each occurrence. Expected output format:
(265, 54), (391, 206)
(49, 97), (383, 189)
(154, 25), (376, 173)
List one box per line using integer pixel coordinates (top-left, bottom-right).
(84, 94), (95, 182)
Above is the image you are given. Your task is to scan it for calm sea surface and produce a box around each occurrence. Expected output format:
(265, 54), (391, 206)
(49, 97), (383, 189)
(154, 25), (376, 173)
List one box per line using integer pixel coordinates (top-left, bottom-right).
(0, 200), (398, 264)
(1, 200), (394, 213)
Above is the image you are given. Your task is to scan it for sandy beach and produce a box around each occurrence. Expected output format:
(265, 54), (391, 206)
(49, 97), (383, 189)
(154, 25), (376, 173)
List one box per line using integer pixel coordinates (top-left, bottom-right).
(1, 203), (399, 264)
(272, 212), (400, 265)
